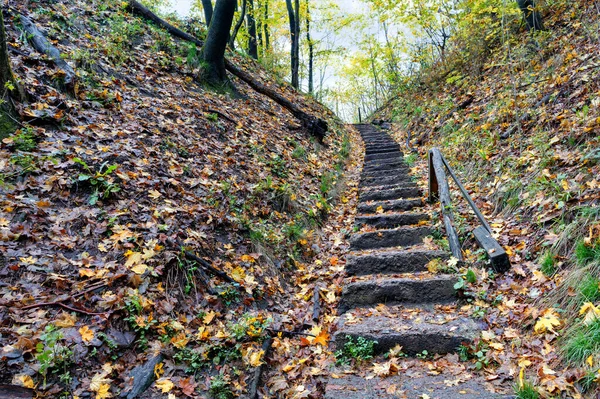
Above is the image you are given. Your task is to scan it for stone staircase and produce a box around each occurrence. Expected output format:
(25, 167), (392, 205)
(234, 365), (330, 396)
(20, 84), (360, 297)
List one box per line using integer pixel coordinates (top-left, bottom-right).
(325, 124), (510, 399)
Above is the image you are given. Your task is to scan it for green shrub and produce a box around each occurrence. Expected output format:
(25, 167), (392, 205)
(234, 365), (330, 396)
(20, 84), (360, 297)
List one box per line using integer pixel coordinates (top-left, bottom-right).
(335, 335), (377, 365)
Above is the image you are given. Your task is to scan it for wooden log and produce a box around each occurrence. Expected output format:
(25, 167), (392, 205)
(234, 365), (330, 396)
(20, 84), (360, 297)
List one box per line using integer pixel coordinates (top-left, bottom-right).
(19, 15), (76, 90)
(165, 238), (237, 284)
(224, 60), (327, 142)
(126, 0), (328, 141)
(429, 148), (462, 260)
(473, 226), (511, 273)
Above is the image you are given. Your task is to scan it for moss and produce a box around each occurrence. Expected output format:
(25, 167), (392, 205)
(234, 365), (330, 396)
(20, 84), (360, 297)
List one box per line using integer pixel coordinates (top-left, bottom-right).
(0, 108), (17, 140)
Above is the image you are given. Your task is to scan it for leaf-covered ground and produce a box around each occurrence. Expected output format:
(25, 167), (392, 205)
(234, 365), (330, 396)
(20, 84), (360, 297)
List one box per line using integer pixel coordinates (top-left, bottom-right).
(373, 1), (600, 397)
(0, 1), (363, 397)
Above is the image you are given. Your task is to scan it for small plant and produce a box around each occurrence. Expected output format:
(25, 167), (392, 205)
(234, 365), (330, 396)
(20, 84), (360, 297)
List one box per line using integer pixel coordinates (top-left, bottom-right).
(578, 273), (600, 302)
(207, 112), (219, 122)
(292, 145), (307, 160)
(228, 313), (271, 341)
(124, 293), (156, 349)
(216, 284), (240, 306)
(514, 380), (540, 399)
(266, 154), (288, 178)
(335, 335), (377, 365)
(539, 251), (556, 277)
(416, 350), (429, 359)
(73, 157), (121, 205)
(209, 374), (233, 399)
(454, 269), (477, 291)
(575, 239), (600, 265)
(13, 128), (37, 152)
(36, 324), (73, 387)
(404, 153), (418, 166)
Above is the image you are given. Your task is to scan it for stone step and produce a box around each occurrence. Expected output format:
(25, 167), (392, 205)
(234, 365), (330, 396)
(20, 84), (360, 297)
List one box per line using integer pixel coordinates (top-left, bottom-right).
(346, 248), (449, 275)
(364, 152), (403, 162)
(354, 212), (429, 229)
(357, 198), (423, 214)
(338, 275), (457, 313)
(363, 162), (407, 172)
(325, 373), (511, 399)
(361, 168), (411, 178)
(360, 175), (414, 187)
(365, 147), (401, 155)
(364, 157), (408, 167)
(359, 186), (422, 202)
(349, 226), (431, 251)
(334, 305), (481, 356)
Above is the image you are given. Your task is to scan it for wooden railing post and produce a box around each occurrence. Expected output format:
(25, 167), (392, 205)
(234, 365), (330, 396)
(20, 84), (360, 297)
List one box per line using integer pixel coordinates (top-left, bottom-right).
(429, 148), (463, 261)
(428, 150), (438, 203)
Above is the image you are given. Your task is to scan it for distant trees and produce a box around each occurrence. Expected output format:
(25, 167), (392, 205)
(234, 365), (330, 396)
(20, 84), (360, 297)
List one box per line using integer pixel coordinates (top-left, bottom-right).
(246, 0), (258, 59)
(201, 0), (214, 26)
(285, 0), (300, 89)
(200, 0), (237, 87)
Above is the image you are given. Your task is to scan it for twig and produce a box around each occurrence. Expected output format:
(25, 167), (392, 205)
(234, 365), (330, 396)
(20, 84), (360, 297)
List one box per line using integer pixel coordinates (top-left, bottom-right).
(165, 238), (237, 284)
(21, 301), (108, 315)
(266, 329), (315, 337)
(206, 108), (235, 123)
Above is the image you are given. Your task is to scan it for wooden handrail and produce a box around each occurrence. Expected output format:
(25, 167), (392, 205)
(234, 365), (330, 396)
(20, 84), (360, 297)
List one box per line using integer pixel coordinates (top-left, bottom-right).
(428, 148), (511, 272)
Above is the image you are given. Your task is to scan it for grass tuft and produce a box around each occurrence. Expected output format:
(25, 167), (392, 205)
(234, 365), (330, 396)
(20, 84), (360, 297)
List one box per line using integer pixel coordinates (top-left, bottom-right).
(514, 381), (540, 399)
(562, 317), (600, 366)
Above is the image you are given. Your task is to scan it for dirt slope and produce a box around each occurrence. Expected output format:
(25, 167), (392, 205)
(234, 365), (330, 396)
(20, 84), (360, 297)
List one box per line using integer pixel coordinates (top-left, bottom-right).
(0, 1), (360, 398)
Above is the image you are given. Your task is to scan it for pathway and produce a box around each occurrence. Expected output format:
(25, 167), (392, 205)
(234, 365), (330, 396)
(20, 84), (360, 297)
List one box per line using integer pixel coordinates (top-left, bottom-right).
(325, 124), (511, 398)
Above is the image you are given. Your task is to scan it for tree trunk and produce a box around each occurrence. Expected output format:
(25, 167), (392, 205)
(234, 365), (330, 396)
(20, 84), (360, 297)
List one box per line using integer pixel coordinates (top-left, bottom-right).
(263, 0), (270, 52)
(256, 0), (263, 55)
(516, 0), (544, 31)
(305, 0), (313, 94)
(229, 0), (247, 50)
(201, 0), (237, 88)
(246, 0), (258, 59)
(285, 0), (299, 89)
(126, 0), (327, 140)
(201, 0), (214, 26)
(0, 9), (22, 139)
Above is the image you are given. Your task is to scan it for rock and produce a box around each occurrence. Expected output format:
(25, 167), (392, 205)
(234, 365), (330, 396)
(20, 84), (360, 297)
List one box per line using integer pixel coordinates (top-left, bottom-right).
(106, 328), (136, 349)
(0, 385), (34, 399)
(357, 198), (423, 214)
(346, 249), (448, 276)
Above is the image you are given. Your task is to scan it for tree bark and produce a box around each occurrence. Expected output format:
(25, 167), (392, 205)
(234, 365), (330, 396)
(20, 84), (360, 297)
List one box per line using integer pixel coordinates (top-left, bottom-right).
(201, 0), (237, 87)
(305, 0), (313, 94)
(285, 0), (299, 89)
(201, 0), (214, 26)
(516, 0), (544, 31)
(20, 14), (76, 91)
(229, 0), (247, 50)
(263, 0), (270, 53)
(0, 9), (22, 139)
(246, 0), (258, 59)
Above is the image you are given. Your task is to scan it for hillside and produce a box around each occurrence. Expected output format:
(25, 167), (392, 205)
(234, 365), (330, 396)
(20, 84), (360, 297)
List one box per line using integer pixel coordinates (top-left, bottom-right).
(0, 1), (362, 398)
(373, 1), (600, 397)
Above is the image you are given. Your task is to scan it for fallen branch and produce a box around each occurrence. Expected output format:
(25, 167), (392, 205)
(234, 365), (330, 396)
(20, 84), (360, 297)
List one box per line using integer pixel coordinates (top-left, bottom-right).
(266, 329), (316, 338)
(126, 0), (328, 142)
(165, 238), (237, 284)
(224, 60), (327, 142)
(20, 301), (108, 315)
(248, 336), (273, 399)
(19, 14), (76, 90)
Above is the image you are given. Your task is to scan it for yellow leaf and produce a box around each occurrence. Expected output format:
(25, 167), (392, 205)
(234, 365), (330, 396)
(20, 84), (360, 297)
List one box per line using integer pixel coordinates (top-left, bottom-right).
(534, 309), (561, 334)
(586, 355), (594, 367)
(376, 205), (384, 214)
(79, 325), (95, 343)
(15, 374), (35, 388)
(96, 383), (112, 399)
(282, 362), (295, 372)
(154, 362), (164, 379)
(155, 378), (174, 393)
(579, 302), (600, 325)
(203, 311), (216, 325)
(489, 342), (504, 351)
(372, 360), (399, 377)
(170, 332), (189, 349)
(231, 266), (246, 283)
(130, 263), (148, 275)
(55, 312), (77, 327)
(313, 329), (329, 346)
(148, 190), (162, 199)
